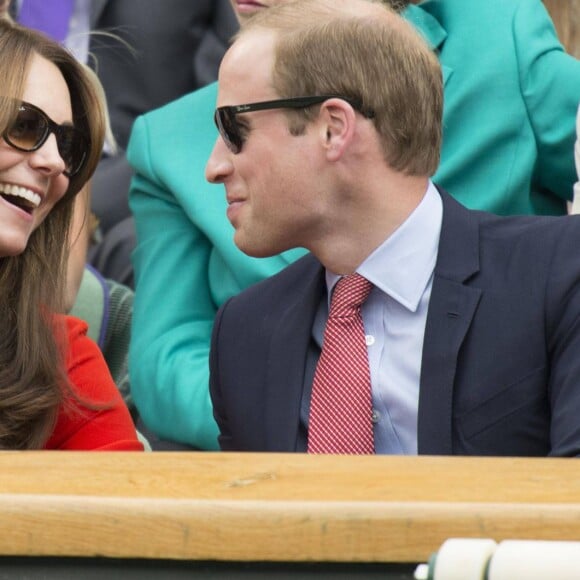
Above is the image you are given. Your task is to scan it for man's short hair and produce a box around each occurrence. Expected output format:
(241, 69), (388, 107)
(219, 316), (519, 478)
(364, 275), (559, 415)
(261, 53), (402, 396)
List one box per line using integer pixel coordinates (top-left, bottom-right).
(242, 0), (442, 176)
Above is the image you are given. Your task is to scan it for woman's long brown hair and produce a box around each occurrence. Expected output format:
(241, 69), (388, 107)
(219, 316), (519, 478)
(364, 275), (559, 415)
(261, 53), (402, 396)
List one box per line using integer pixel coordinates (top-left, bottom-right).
(0, 19), (106, 448)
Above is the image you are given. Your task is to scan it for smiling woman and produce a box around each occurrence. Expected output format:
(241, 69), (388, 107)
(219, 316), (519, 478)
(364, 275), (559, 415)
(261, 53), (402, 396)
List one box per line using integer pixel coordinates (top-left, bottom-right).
(0, 18), (143, 450)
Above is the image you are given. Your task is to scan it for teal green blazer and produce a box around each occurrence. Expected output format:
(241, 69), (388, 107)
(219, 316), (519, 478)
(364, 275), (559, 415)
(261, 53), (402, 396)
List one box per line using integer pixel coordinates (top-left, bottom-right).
(128, 0), (580, 449)
(407, 0), (580, 215)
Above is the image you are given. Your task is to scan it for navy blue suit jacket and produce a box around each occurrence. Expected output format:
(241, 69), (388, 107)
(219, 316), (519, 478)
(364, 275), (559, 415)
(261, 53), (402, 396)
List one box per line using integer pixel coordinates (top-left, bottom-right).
(210, 190), (580, 456)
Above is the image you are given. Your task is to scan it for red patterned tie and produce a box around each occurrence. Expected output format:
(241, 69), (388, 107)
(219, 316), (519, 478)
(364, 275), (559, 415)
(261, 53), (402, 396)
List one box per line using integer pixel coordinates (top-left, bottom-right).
(308, 273), (375, 454)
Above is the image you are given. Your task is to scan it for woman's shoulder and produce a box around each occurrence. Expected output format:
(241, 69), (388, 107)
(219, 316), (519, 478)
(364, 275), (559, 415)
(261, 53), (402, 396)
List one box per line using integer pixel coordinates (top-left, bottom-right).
(46, 316), (143, 451)
(63, 314), (89, 337)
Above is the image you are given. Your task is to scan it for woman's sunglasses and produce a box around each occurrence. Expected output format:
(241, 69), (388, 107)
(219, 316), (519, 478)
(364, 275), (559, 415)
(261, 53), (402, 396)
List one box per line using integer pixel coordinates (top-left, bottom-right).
(2, 101), (88, 177)
(214, 95), (375, 154)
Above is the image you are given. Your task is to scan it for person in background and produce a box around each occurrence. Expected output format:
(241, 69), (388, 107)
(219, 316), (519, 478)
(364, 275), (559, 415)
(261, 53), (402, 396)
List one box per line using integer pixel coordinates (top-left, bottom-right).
(67, 183), (134, 415)
(205, 0), (580, 456)
(66, 182), (150, 449)
(9, 0), (238, 285)
(0, 17), (142, 450)
(128, 0), (580, 450)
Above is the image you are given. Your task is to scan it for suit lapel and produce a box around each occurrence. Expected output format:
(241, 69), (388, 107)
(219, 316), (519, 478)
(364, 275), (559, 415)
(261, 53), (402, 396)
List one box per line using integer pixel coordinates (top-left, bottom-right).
(418, 189), (482, 454)
(263, 258), (325, 451)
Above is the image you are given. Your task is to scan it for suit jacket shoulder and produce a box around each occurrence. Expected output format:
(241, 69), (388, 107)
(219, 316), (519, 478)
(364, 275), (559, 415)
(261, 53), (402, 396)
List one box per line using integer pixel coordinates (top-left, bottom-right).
(420, 190), (580, 456)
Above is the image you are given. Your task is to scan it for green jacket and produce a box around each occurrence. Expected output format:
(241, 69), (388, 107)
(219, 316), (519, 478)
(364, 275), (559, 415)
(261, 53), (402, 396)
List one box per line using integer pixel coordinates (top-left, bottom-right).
(128, 0), (580, 449)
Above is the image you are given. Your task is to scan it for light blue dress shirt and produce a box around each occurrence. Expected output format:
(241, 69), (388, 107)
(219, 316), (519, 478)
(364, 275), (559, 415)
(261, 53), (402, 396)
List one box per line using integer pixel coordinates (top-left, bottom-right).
(323, 182), (442, 454)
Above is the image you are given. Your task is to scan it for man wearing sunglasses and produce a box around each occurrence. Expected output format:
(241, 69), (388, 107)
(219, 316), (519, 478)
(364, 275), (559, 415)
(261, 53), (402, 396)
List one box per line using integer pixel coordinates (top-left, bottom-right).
(127, 0), (580, 451)
(204, 0), (580, 457)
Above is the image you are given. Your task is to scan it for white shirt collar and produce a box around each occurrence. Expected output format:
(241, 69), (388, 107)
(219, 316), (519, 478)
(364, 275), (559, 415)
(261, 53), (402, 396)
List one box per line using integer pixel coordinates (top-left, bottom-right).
(326, 181), (442, 312)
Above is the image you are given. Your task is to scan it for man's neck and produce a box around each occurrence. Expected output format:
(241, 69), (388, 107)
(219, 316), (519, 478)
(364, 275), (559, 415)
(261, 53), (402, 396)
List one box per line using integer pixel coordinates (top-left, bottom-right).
(312, 174), (430, 274)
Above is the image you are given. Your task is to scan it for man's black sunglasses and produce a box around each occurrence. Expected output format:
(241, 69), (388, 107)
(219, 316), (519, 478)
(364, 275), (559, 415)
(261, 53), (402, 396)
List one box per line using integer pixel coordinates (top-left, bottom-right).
(214, 95), (375, 154)
(3, 100), (88, 177)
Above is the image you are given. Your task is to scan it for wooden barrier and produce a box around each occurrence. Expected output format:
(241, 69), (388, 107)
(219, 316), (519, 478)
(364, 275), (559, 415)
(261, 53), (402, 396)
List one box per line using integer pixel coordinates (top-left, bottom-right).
(0, 452), (579, 564)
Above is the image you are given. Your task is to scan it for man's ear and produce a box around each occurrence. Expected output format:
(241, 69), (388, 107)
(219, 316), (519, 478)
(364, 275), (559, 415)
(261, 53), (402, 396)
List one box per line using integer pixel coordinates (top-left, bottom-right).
(318, 98), (357, 161)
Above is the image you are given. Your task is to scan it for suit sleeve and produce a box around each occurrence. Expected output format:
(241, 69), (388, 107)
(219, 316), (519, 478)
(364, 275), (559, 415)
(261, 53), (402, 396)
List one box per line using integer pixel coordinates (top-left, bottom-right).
(515, 0), (580, 201)
(127, 114), (220, 450)
(209, 299), (235, 451)
(45, 316), (143, 451)
(545, 218), (580, 456)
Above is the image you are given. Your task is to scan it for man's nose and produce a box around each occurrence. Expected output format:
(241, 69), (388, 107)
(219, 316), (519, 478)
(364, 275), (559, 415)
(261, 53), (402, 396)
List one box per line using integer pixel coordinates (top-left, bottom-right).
(205, 138), (234, 184)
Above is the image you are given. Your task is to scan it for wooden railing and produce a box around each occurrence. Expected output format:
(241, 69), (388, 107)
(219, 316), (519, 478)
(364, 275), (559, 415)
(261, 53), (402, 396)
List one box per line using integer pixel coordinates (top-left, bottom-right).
(0, 452), (579, 563)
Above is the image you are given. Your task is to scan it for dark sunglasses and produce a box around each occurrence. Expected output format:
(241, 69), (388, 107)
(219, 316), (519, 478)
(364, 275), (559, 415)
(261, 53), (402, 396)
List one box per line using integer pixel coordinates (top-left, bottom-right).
(3, 101), (88, 177)
(214, 95), (375, 154)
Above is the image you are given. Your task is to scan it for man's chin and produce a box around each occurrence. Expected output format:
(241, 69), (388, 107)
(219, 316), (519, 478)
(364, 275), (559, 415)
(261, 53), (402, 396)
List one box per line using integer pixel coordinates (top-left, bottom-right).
(233, 232), (280, 259)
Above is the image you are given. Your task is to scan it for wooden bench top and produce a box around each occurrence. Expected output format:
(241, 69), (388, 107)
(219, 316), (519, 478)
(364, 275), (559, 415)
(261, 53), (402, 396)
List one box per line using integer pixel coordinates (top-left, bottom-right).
(0, 452), (578, 562)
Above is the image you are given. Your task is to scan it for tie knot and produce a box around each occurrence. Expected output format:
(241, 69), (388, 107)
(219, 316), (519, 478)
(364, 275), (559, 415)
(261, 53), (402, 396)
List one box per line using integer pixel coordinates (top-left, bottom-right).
(329, 273), (373, 318)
